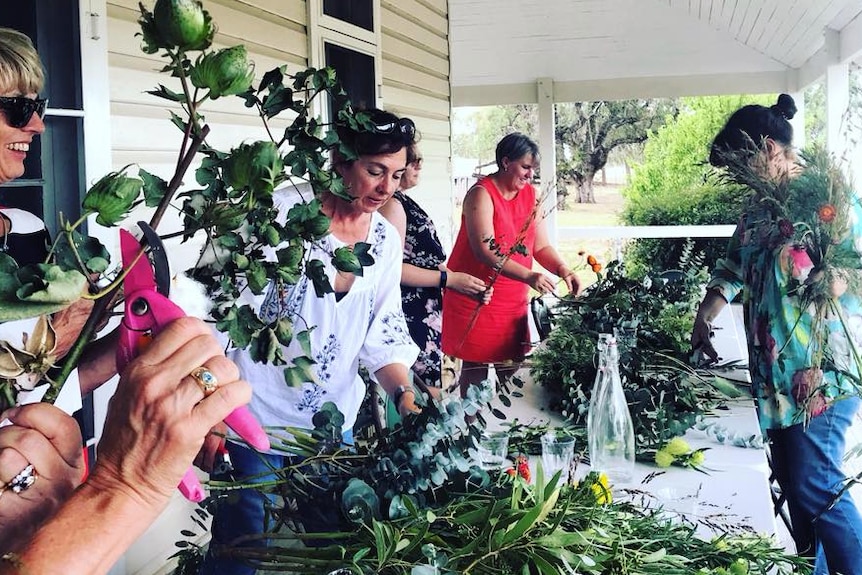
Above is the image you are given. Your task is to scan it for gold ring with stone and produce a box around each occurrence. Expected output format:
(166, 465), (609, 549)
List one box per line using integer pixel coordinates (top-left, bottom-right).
(190, 366), (219, 397)
(8, 464), (37, 494)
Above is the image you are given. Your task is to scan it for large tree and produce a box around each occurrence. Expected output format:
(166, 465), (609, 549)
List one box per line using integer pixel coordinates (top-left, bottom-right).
(555, 100), (676, 206)
(452, 105), (538, 163)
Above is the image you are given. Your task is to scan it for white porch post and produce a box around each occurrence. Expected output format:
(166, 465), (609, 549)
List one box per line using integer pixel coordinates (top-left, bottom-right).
(537, 77), (557, 244)
(823, 27), (851, 157)
(825, 62), (850, 157)
(789, 91), (805, 149)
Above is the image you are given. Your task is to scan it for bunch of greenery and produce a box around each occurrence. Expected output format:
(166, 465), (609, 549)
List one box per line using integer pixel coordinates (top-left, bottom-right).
(177, 467), (808, 574)
(529, 255), (744, 455)
(0, 0), (383, 407)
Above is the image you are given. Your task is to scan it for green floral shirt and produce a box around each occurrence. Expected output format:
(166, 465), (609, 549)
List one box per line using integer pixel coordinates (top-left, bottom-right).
(709, 201), (862, 433)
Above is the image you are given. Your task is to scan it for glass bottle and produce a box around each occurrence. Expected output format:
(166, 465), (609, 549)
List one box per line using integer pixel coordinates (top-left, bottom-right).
(587, 333), (635, 484)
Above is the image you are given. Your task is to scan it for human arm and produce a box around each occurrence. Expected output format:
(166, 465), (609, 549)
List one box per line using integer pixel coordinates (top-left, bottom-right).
(76, 328), (119, 396)
(532, 216), (582, 296)
(691, 288), (729, 363)
(375, 363), (421, 416)
(0, 403), (84, 553)
(462, 185), (556, 294)
(1, 317), (252, 574)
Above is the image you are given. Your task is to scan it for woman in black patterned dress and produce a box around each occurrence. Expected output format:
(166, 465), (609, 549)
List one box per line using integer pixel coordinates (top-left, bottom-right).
(381, 144), (490, 387)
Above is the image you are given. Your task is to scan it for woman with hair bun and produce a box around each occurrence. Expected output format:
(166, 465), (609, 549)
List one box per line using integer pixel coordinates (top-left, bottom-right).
(692, 94), (862, 574)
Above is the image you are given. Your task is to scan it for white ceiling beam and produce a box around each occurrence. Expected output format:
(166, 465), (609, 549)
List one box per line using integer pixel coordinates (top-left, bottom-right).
(840, 10), (862, 63)
(796, 16), (862, 90)
(452, 70), (793, 106)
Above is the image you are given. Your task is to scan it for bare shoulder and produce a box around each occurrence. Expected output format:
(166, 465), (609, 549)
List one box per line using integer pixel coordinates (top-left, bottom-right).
(379, 195), (405, 221)
(463, 184), (492, 210)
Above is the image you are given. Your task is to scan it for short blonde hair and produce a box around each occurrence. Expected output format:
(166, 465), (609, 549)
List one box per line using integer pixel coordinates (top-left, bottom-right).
(0, 27), (45, 94)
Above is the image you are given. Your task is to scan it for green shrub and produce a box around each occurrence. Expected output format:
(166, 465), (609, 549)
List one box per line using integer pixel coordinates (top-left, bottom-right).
(621, 95), (772, 276)
(622, 180), (746, 276)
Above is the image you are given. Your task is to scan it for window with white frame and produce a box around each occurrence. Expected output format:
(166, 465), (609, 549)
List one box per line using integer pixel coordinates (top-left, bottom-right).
(308, 0), (382, 114)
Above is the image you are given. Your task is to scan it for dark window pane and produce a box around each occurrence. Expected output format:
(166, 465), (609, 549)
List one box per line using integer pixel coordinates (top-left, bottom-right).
(0, 184), (44, 220)
(40, 115), (86, 233)
(323, 0), (373, 32)
(325, 42), (375, 111)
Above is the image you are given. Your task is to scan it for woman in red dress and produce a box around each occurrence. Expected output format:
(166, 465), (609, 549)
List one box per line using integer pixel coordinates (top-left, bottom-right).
(441, 133), (580, 398)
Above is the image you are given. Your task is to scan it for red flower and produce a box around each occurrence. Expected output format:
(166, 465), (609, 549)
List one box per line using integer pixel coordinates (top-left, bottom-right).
(818, 204), (837, 224)
(586, 255), (597, 266)
(514, 454), (531, 482)
(591, 263), (602, 273)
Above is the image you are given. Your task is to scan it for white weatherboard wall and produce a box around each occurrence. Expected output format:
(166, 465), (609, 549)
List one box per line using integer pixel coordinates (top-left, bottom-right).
(102, 1), (452, 573)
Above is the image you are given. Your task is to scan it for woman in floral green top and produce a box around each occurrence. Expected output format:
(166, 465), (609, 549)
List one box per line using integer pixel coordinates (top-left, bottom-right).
(691, 94), (862, 575)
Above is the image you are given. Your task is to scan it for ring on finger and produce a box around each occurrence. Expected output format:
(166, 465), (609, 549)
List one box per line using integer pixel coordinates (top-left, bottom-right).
(8, 464), (37, 494)
(190, 366), (219, 397)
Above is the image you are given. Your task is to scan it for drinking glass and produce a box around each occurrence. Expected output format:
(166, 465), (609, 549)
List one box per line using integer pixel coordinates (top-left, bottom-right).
(541, 432), (576, 484)
(477, 431), (510, 470)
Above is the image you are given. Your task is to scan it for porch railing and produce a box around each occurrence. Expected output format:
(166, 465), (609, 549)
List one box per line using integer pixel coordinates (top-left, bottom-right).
(555, 225), (736, 261)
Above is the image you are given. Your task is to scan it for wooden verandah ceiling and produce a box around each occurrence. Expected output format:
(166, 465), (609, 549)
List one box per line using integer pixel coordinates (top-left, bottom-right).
(448, 0), (862, 106)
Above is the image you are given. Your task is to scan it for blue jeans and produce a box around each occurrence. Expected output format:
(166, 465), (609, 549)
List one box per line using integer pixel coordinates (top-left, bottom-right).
(199, 432), (354, 575)
(768, 396), (862, 575)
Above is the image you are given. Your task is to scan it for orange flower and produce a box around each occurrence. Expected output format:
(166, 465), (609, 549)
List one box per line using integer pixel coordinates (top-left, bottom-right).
(818, 204), (837, 224)
(586, 255), (597, 266)
(591, 263), (602, 273)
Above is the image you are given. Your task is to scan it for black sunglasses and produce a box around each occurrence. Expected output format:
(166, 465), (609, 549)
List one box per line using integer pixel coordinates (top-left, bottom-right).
(0, 96), (48, 128)
(371, 117), (415, 138)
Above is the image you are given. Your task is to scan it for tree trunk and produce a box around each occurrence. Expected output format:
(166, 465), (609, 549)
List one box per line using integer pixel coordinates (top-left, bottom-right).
(577, 176), (596, 203)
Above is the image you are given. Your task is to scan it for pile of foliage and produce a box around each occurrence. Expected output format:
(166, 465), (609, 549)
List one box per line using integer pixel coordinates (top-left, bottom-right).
(530, 255), (743, 456)
(173, 394), (807, 575)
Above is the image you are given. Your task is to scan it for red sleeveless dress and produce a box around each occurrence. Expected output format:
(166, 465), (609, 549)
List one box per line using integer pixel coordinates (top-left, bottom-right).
(441, 176), (536, 362)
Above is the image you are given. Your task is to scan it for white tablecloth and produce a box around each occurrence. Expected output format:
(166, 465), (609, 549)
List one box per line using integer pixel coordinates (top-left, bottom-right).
(580, 399), (778, 538)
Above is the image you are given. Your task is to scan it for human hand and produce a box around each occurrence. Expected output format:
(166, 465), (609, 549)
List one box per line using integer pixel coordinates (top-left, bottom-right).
(560, 273), (583, 296)
(528, 272), (556, 295)
(88, 317), (251, 511)
(690, 315), (720, 365)
(0, 403), (84, 552)
(193, 422), (228, 474)
(445, 268), (492, 304)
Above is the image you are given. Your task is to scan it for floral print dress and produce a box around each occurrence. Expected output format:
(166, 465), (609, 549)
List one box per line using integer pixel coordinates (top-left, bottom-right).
(393, 191), (447, 385)
(708, 199), (862, 433)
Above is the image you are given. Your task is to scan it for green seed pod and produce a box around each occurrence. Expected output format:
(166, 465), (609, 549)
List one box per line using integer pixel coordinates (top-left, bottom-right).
(82, 170), (143, 226)
(152, 0), (213, 51)
(191, 45), (255, 99)
(274, 318), (293, 346)
(223, 141), (284, 197)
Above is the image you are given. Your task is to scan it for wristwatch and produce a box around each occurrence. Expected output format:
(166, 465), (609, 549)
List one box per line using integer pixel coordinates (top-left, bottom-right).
(393, 384), (416, 407)
(439, 270), (448, 289)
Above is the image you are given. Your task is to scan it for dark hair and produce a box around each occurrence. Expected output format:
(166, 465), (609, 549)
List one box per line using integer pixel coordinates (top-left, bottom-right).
(495, 132), (539, 170)
(406, 143), (421, 165)
(709, 94), (796, 168)
(336, 108), (418, 162)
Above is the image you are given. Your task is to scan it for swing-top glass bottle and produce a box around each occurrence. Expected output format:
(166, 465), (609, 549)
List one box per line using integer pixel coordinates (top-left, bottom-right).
(587, 333), (635, 484)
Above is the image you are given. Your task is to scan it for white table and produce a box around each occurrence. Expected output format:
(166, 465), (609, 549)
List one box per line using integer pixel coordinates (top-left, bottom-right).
(598, 399), (778, 539)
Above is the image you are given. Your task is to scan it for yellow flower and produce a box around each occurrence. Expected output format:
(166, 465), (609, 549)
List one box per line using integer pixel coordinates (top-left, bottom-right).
(590, 472), (612, 504)
(664, 437), (691, 456)
(689, 450), (706, 466)
(654, 449), (675, 468)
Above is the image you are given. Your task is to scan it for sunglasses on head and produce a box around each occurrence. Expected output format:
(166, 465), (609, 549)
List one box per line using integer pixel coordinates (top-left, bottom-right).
(0, 96), (48, 129)
(371, 117), (416, 138)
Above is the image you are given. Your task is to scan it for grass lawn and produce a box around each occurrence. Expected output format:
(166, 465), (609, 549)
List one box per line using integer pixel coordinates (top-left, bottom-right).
(548, 184), (626, 294)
